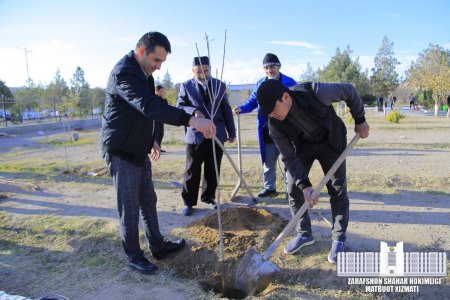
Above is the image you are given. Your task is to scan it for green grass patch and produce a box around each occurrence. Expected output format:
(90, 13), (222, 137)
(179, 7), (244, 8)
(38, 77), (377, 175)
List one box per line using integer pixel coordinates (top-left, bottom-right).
(38, 134), (97, 147)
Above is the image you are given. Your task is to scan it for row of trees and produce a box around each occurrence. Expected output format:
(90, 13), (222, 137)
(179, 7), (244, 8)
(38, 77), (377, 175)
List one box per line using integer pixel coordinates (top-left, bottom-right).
(299, 37), (449, 108)
(0, 67), (105, 122)
(1, 36), (449, 122)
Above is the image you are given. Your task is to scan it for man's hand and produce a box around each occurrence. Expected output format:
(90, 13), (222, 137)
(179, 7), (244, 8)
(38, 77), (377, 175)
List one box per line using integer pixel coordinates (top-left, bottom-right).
(194, 109), (205, 118)
(355, 121), (370, 139)
(189, 116), (216, 139)
(229, 137), (236, 143)
(303, 186), (320, 208)
(233, 106), (241, 115)
(150, 142), (161, 161)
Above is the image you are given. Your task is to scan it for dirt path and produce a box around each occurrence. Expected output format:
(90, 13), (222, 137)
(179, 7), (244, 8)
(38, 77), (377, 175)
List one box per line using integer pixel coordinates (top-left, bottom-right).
(1, 114), (449, 299)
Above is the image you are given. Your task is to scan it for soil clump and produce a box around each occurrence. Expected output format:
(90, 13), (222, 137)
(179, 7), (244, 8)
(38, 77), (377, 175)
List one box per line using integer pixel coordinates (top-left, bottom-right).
(162, 207), (287, 297)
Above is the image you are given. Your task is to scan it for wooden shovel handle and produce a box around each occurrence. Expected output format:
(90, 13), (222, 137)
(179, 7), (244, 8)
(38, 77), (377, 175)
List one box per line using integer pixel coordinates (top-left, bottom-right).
(213, 135), (256, 200)
(263, 134), (360, 260)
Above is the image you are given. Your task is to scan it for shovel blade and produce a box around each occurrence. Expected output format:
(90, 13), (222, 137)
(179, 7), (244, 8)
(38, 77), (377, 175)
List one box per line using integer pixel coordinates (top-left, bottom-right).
(235, 247), (280, 296)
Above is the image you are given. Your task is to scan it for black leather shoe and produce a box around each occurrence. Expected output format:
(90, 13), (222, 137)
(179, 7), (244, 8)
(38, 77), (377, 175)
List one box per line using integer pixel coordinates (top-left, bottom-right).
(182, 206), (193, 216)
(128, 257), (158, 274)
(152, 239), (186, 260)
(202, 198), (217, 209)
(257, 189), (277, 198)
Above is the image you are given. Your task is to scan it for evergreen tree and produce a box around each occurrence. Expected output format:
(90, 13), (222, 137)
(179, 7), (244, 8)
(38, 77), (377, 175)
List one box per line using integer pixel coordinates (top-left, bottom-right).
(317, 46), (370, 95)
(370, 36), (400, 96)
(0, 79), (13, 99)
(70, 66), (90, 116)
(161, 70), (174, 89)
(46, 69), (69, 114)
(299, 62), (318, 82)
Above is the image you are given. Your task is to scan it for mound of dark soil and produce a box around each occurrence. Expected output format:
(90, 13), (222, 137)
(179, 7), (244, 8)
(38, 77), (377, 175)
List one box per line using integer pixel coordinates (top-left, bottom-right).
(162, 207), (287, 298)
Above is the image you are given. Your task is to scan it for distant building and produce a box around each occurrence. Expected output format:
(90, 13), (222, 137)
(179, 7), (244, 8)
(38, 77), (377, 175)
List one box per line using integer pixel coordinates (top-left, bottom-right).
(227, 84), (254, 107)
(337, 242), (447, 277)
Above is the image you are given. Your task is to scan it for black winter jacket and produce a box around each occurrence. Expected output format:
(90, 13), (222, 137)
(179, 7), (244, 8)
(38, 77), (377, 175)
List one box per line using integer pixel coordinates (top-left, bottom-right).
(269, 82), (366, 190)
(101, 51), (191, 165)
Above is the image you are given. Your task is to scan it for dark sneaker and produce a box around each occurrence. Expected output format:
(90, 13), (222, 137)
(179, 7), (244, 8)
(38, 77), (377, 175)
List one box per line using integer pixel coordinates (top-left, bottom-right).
(284, 235), (315, 254)
(201, 198), (217, 209)
(328, 240), (345, 263)
(182, 206), (193, 216)
(152, 239), (186, 260)
(257, 189), (277, 198)
(128, 257), (158, 274)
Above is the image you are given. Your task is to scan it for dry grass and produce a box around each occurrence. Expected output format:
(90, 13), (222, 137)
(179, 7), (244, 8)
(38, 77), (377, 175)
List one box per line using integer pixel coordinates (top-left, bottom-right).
(1, 111), (449, 299)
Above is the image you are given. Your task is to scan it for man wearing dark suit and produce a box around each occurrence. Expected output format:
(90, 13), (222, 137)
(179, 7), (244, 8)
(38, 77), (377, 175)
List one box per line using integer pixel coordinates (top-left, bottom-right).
(177, 56), (236, 216)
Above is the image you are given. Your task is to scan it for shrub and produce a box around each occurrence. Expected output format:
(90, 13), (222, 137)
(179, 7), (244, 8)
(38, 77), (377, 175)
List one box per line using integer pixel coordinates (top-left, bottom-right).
(386, 110), (406, 123)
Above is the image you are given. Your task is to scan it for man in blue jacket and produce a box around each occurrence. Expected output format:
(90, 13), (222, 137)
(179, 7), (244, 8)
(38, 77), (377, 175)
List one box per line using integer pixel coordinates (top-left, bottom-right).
(101, 32), (216, 274)
(233, 53), (296, 198)
(177, 56), (236, 216)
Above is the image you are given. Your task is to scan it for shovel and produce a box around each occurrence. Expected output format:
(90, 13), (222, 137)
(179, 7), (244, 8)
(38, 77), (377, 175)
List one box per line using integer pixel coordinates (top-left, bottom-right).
(235, 134), (361, 295)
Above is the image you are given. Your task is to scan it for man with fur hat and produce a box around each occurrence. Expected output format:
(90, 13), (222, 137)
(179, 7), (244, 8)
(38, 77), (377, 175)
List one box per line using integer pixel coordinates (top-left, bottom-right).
(233, 53), (297, 198)
(256, 79), (369, 263)
(177, 56), (236, 216)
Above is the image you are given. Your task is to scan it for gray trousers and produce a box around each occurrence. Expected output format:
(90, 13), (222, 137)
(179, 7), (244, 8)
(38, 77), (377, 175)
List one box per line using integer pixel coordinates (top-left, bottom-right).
(108, 154), (166, 263)
(286, 140), (349, 242)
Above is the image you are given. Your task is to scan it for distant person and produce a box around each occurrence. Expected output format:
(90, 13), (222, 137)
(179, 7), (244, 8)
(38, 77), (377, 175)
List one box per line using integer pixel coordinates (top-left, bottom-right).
(256, 79), (369, 263)
(233, 53), (297, 198)
(447, 93), (450, 118)
(391, 96), (397, 110)
(377, 94), (384, 112)
(176, 56), (236, 216)
(154, 85), (168, 152)
(101, 31), (216, 274)
(409, 93), (416, 110)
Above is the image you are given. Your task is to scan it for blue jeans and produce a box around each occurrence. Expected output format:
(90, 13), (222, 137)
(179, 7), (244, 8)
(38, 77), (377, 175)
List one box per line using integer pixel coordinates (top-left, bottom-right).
(263, 142), (280, 191)
(286, 140), (349, 242)
(108, 155), (166, 263)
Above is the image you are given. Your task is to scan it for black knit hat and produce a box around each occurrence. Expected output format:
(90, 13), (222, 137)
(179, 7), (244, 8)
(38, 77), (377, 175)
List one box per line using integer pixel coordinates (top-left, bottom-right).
(192, 56), (210, 66)
(262, 53), (281, 67)
(257, 79), (288, 116)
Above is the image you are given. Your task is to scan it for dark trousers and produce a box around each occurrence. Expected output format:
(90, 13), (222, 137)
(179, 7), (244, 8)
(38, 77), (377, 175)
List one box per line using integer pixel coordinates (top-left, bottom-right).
(286, 140), (349, 242)
(182, 139), (224, 206)
(108, 155), (166, 263)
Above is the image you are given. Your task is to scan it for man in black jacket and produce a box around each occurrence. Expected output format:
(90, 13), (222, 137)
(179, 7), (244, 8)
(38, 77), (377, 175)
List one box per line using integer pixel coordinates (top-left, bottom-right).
(256, 79), (369, 263)
(101, 32), (216, 274)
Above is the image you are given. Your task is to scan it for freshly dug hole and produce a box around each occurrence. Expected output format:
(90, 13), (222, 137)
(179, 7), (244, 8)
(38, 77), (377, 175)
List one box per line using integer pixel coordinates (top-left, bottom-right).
(163, 207), (287, 298)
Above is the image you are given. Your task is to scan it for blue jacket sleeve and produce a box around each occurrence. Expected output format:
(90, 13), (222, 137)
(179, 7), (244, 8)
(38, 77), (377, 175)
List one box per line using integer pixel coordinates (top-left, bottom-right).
(238, 82), (260, 114)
